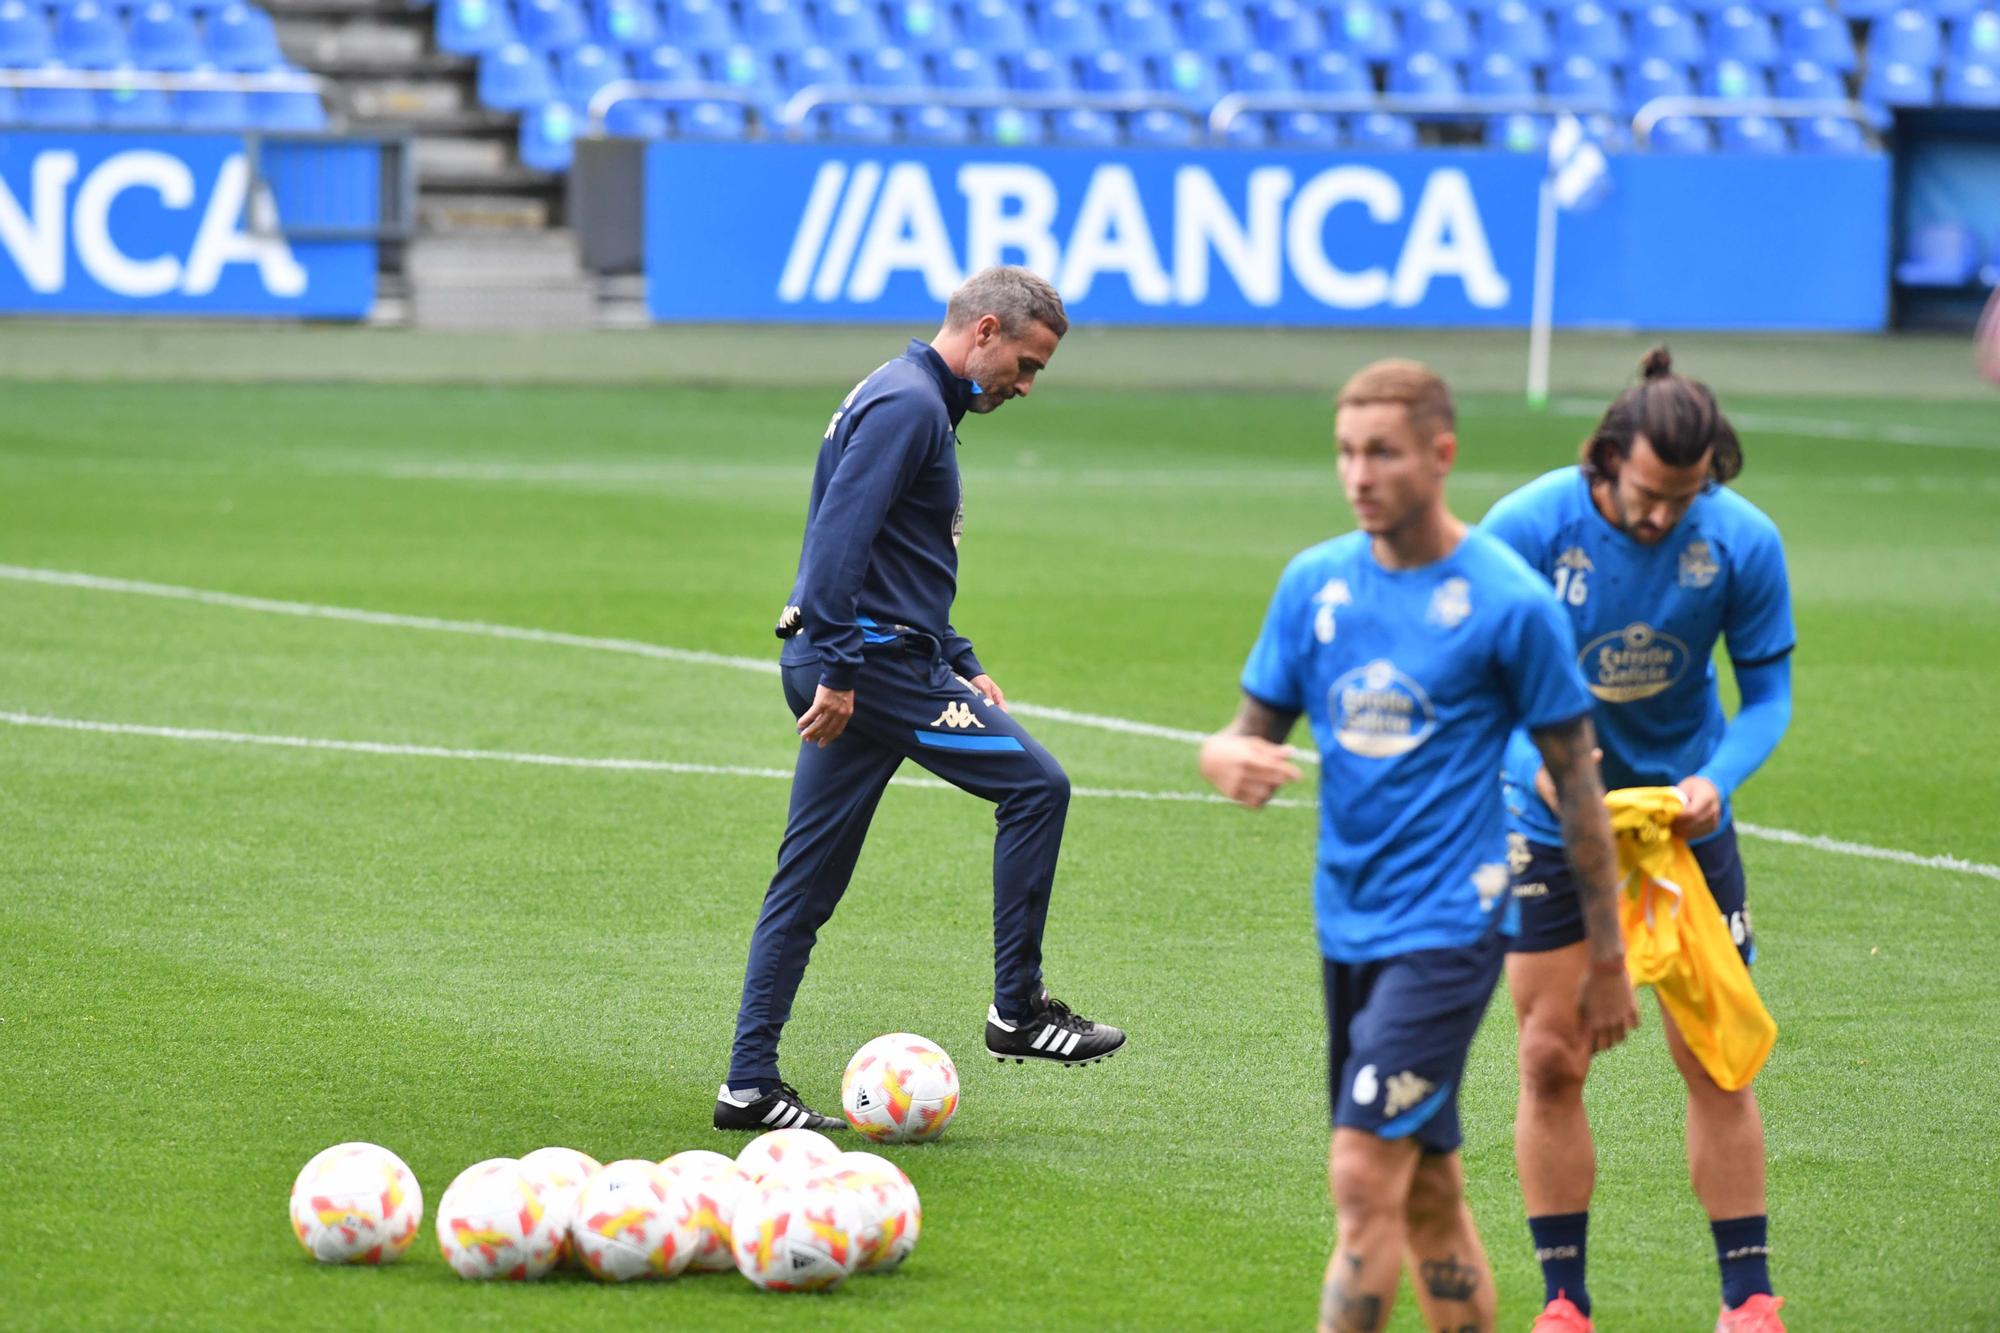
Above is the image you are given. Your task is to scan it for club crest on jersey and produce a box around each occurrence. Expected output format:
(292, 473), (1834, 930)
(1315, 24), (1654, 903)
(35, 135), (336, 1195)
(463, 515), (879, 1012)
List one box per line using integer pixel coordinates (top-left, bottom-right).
(1427, 576), (1472, 629)
(1312, 578), (1351, 645)
(1679, 539), (1719, 589)
(931, 701), (983, 730)
(1330, 658), (1437, 758)
(1579, 621), (1691, 702)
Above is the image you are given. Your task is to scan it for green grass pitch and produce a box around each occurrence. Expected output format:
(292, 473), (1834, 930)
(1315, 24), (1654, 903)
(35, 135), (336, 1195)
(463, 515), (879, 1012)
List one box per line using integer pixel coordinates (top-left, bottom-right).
(2, 363), (1996, 1330)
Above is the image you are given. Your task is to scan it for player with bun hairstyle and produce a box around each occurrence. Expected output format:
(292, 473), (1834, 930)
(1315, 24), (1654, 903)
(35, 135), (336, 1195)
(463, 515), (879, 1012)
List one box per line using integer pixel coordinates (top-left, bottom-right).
(1480, 348), (1796, 1333)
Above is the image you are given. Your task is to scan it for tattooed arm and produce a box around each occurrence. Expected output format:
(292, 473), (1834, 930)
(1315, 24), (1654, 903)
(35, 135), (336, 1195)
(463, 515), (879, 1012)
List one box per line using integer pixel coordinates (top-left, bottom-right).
(1531, 713), (1639, 1053)
(1201, 694), (1305, 809)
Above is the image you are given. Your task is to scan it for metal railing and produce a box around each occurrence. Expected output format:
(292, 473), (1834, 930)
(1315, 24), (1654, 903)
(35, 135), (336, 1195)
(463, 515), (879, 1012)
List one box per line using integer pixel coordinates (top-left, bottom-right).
(1629, 95), (1879, 147)
(1209, 90), (1621, 137)
(585, 80), (1204, 138)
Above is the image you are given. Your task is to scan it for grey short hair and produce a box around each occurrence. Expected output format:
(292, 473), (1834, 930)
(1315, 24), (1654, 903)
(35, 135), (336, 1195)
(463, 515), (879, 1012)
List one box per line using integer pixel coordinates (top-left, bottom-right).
(945, 266), (1069, 339)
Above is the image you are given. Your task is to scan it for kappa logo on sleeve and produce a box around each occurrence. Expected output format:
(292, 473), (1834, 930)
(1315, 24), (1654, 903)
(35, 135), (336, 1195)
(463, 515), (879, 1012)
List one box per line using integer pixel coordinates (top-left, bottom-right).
(930, 702), (983, 730)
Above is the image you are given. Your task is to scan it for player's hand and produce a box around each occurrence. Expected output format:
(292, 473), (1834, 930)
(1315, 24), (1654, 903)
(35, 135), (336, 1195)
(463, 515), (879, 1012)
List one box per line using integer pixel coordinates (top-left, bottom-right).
(797, 686), (855, 747)
(968, 674), (1008, 712)
(1199, 734), (1304, 809)
(1671, 775), (1722, 839)
(1534, 747), (1603, 810)
(1578, 961), (1639, 1054)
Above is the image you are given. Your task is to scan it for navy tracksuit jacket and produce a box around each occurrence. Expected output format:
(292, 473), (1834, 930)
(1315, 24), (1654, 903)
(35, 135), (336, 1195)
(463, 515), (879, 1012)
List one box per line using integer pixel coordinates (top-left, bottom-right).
(727, 339), (1071, 1087)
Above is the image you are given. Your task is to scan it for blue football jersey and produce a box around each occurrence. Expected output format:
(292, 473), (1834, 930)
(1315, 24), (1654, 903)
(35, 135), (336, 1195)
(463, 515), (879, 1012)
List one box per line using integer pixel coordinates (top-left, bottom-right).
(1480, 467), (1795, 844)
(1241, 529), (1591, 963)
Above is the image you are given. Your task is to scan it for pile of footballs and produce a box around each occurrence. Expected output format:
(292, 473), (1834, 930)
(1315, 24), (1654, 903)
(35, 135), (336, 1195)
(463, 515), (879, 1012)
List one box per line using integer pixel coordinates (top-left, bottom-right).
(287, 1034), (959, 1292)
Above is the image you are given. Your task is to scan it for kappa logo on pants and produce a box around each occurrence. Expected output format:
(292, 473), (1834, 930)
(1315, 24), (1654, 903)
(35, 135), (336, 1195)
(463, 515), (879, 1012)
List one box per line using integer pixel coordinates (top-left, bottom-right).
(930, 701), (984, 730)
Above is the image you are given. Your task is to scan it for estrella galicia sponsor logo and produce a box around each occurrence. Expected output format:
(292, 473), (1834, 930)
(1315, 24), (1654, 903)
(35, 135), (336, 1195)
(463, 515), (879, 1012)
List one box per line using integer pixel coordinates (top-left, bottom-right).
(1330, 658), (1437, 758)
(1579, 621), (1690, 702)
(1679, 538), (1719, 589)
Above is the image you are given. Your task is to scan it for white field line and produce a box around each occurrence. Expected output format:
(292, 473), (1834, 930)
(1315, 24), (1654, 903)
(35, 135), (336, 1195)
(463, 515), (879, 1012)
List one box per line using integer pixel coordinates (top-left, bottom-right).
(1548, 398), (2000, 451)
(0, 712), (1312, 810)
(3, 564), (1993, 880)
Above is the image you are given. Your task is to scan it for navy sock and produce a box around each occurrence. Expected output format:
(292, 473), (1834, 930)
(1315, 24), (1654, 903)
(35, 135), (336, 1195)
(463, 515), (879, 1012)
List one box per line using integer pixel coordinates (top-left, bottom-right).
(1712, 1215), (1773, 1309)
(1527, 1212), (1590, 1315)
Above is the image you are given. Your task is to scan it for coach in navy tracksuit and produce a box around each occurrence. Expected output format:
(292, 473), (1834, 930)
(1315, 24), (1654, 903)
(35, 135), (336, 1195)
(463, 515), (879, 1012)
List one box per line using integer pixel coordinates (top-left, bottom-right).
(716, 266), (1127, 1133)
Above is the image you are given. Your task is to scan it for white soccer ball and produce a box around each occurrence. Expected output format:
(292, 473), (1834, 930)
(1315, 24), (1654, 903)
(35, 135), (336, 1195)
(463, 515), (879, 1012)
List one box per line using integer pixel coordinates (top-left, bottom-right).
(734, 1127), (842, 1184)
(732, 1182), (864, 1292)
(569, 1158), (701, 1282)
(829, 1150), (922, 1273)
(288, 1142), (423, 1265)
(662, 1150), (748, 1273)
(436, 1158), (562, 1281)
(841, 1034), (961, 1143)
(517, 1146), (601, 1270)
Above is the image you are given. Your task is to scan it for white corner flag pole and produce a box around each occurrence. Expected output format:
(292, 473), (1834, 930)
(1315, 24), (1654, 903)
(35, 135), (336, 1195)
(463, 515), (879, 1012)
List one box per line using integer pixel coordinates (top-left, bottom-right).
(1526, 173), (1558, 412)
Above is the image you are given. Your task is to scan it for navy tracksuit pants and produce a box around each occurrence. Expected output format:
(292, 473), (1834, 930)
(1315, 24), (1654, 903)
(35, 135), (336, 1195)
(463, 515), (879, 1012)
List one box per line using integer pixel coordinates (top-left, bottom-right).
(727, 639), (1071, 1087)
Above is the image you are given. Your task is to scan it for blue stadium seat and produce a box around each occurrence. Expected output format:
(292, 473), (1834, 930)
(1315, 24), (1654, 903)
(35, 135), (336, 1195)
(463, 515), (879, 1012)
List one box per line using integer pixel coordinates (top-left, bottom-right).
(667, 0), (735, 48)
(1258, 0), (1328, 57)
(1035, 0), (1106, 53)
(857, 45), (924, 87)
(1081, 47), (1146, 93)
(56, 1), (125, 68)
(1632, 5), (1702, 63)
(1954, 10), (2000, 63)
(253, 82), (329, 129)
(1303, 48), (1370, 93)
(1478, 1), (1551, 63)
(0, 1), (52, 68)
(703, 42), (778, 112)
(1182, 0), (1253, 55)
(959, 0), (1029, 49)
(1649, 113), (1712, 150)
(1330, 0), (1401, 60)
(1625, 55), (1694, 108)
(778, 43), (844, 95)
(1128, 105), (1195, 143)
(130, 2), (201, 69)
(1405, 0), (1475, 59)
(1220, 109), (1270, 144)
(740, 0), (807, 50)
(1896, 221), (1980, 284)
(1008, 45), (1074, 90)
(1487, 110), (1549, 149)
(816, 99), (893, 139)
(602, 95), (668, 135)
(437, 0), (516, 55)
(21, 67), (94, 125)
(1051, 104), (1118, 143)
(1832, 0), (1897, 22)
(1861, 57), (1936, 103)
(1557, 2), (1628, 63)
(812, 0), (884, 52)
(1229, 47), (1298, 92)
(1944, 57), (2000, 102)
(1780, 7), (1856, 72)
(1156, 48), (1220, 104)
(1793, 111), (1865, 148)
(592, 0), (659, 50)
(1703, 57), (1771, 97)
(1932, 0), (1981, 20)
(888, 0), (958, 52)
(902, 102), (970, 140)
(1711, 5), (1778, 64)
(1548, 52), (1618, 109)
(1348, 110), (1417, 147)
(1718, 112), (1786, 149)
(974, 105), (1046, 144)
(97, 67), (172, 125)
(558, 41), (621, 102)
(1275, 108), (1341, 145)
(1871, 8), (1943, 68)
(479, 41), (557, 107)
(519, 98), (577, 169)
(934, 46), (999, 90)
(676, 97), (747, 137)
(1389, 49), (1464, 96)
(514, 0), (588, 48)
(1469, 49), (1533, 94)
(1111, 0), (1179, 55)
(208, 8), (284, 72)
(175, 66), (250, 126)
(1775, 57), (1839, 99)
(634, 41), (695, 86)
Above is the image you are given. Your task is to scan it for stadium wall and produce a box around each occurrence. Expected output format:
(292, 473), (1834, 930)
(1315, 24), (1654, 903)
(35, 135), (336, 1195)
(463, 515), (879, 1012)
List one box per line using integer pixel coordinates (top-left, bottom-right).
(0, 131), (379, 318)
(641, 142), (1890, 331)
